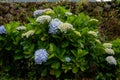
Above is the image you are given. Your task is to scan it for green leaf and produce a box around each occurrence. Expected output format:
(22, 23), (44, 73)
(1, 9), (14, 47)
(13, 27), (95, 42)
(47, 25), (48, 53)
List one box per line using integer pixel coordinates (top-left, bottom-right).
(4, 21), (20, 34)
(61, 41), (69, 48)
(48, 54), (54, 59)
(71, 50), (77, 57)
(77, 49), (88, 57)
(27, 17), (36, 23)
(49, 43), (54, 52)
(0, 36), (5, 41)
(35, 29), (42, 34)
(59, 49), (66, 59)
(24, 55), (31, 59)
(67, 16), (76, 23)
(55, 69), (62, 78)
(23, 45), (29, 50)
(29, 44), (35, 52)
(72, 67), (78, 73)
(24, 51), (31, 54)
(51, 62), (60, 69)
(5, 47), (11, 51)
(14, 55), (23, 60)
(80, 66), (86, 71)
(41, 69), (47, 77)
(53, 6), (68, 18)
(62, 64), (72, 72)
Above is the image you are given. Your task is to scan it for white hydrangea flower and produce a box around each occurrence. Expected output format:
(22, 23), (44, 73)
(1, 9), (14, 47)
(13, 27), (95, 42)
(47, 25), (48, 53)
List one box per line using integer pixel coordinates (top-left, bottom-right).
(58, 23), (73, 33)
(88, 31), (97, 37)
(105, 56), (117, 65)
(34, 49), (48, 65)
(103, 43), (112, 49)
(36, 15), (51, 24)
(65, 12), (72, 16)
(22, 30), (35, 38)
(90, 19), (99, 22)
(48, 18), (63, 34)
(105, 48), (115, 55)
(16, 26), (26, 31)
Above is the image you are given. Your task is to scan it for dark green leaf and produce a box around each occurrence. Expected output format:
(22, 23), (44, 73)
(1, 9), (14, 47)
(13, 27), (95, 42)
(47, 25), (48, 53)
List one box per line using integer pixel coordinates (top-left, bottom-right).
(14, 55), (23, 60)
(77, 49), (88, 57)
(51, 62), (60, 69)
(41, 69), (47, 77)
(61, 41), (69, 48)
(72, 67), (78, 73)
(55, 69), (62, 78)
(80, 66), (86, 71)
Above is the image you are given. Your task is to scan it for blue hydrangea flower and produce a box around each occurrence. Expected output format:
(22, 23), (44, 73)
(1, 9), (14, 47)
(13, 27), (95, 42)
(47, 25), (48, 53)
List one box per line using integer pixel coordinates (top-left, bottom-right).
(0, 25), (6, 34)
(48, 18), (63, 34)
(34, 49), (48, 65)
(65, 57), (71, 62)
(33, 9), (46, 17)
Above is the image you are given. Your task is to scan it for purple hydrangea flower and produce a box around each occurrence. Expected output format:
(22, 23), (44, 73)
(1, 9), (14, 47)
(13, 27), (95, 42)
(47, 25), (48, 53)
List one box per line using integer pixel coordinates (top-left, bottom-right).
(34, 49), (48, 64)
(48, 18), (63, 34)
(0, 25), (6, 34)
(33, 9), (46, 17)
(65, 57), (71, 62)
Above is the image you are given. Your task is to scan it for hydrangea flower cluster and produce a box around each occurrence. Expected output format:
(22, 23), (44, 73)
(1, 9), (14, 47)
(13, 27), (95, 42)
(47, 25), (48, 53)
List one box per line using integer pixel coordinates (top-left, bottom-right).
(103, 43), (117, 65)
(34, 49), (48, 64)
(48, 18), (63, 34)
(16, 26), (26, 31)
(65, 12), (72, 16)
(58, 23), (73, 33)
(88, 31), (97, 37)
(36, 15), (51, 24)
(34, 8), (54, 17)
(33, 10), (46, 17)
(103, 43), (115, 55)
(103, 43), (112, 49)
(0, 25), (6, 34)
(105, 56), (117, 65)
(65, 57), (71, 62)
(22, 30), (35, 38)
(105, 48), (115, 55)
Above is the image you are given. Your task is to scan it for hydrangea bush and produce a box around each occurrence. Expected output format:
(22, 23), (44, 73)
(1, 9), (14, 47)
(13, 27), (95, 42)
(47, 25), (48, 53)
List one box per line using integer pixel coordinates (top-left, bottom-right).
(111, 38), (120, 79)
(0, 6), (119, 79)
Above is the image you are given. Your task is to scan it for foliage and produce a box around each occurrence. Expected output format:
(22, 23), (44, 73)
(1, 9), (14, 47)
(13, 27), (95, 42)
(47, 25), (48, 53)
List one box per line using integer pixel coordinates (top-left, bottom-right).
(114, 0), (120, 4)
(111, 38), (120, 79)
(0, 6), (118, 79)
(111, 38), (120, 54)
